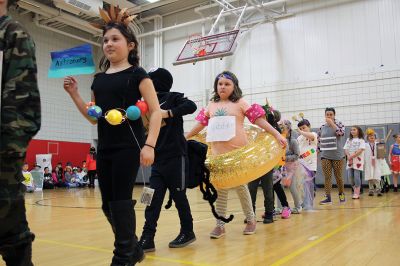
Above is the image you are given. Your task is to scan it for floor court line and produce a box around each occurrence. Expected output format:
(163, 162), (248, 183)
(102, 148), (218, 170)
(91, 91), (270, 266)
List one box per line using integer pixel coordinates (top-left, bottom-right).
(36, 239), (216, 266)
(270, 197), (397, 266)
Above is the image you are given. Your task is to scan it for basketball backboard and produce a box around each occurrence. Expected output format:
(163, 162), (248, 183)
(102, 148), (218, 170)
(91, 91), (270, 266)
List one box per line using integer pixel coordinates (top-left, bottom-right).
(173, 30), (240, 65)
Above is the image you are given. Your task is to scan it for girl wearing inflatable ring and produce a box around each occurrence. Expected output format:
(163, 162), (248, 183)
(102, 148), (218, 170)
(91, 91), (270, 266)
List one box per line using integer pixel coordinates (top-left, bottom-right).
(186, 71), (286, 239)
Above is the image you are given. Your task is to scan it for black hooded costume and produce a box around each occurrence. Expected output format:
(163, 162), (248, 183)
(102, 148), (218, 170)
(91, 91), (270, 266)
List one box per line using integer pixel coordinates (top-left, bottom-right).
(139, 68), (197, 251)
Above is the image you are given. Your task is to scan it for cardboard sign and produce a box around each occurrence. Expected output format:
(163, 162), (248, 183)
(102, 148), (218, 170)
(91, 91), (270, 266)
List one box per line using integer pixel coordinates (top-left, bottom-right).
(48, 44), (95, 78)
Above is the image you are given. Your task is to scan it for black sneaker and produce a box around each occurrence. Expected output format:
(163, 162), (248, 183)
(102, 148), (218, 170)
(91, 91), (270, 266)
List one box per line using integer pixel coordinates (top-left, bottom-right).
(138, 236), (155, 253)
(394, 187), (398, 192)
(263, 212), (274, 224)
(168, 231), (196, 248)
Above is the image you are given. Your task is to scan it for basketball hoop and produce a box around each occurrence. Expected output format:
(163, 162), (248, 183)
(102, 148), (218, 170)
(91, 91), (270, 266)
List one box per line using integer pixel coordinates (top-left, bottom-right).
(174, 30), (240, 66)
(196, 48), (207, 57)
(188, 34), (206, 56)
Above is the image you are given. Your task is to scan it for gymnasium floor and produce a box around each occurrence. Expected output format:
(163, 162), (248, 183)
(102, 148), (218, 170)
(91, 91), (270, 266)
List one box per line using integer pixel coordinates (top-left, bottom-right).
(9, 187), (400, 266)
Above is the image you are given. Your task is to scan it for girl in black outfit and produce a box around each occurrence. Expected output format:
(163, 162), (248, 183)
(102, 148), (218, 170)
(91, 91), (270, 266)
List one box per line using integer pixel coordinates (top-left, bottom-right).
(63, 6), (161, 265)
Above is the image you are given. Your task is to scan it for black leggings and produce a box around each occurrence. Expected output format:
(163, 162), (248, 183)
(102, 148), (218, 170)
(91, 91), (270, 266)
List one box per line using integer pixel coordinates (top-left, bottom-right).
(96, 148), (140, 210)
(88, 170), (96, 187)
(273, 180), (289, 208)
(248, 170), (274, 214)
(142, 156), (193, 237)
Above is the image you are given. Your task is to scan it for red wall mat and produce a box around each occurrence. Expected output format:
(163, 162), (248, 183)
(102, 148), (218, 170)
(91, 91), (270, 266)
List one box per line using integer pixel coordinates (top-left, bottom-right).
(26, 139), (91, 169)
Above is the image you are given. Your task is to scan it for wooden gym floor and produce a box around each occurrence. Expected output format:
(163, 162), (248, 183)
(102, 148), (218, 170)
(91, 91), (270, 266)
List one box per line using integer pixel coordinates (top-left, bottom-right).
(4, 186), (400, 266)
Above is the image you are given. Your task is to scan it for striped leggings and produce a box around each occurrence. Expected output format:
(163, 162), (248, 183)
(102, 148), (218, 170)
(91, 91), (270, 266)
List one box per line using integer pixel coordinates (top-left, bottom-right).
(216, 185), (255, 227)
(321, 158), (345, 195)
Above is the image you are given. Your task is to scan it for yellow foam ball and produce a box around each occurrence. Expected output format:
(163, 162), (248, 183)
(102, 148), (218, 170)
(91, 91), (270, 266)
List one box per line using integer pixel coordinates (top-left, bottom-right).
(105, 109), (123, 125)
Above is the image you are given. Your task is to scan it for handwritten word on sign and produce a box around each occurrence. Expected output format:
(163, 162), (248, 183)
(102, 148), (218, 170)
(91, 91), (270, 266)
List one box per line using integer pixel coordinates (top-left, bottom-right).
(206, 116), (236, 142)
(48, 44), (95, 78)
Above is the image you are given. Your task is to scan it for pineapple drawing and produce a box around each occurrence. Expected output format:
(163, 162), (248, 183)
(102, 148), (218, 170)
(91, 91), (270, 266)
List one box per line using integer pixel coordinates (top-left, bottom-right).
(214, 108), (228, 116)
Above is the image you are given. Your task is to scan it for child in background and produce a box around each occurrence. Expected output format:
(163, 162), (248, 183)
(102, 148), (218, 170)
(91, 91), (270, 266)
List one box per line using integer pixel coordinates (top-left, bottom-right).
(247, 103), (282, 224)
(375, 136), (392, 193)
(22, 163), (35, 193)
(43, 167), (55, 189)
(86, 147), (97, 188)
(64, 166), (79, 188)
(186, 71), (286, 238)
(76, 167), (88, 186)
(364, 129), (382, 196)
(389, 134), (400, 192)
(344, 126), (366, 199)
(278, 120), (303, 214)
(72, 167), (86, 187)
(81, 161), (88, 182)
(296, 116), (318, 209)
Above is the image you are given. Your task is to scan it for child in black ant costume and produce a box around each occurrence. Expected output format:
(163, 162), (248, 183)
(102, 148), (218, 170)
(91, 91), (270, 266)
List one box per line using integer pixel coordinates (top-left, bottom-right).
(139, 68), (197, 252)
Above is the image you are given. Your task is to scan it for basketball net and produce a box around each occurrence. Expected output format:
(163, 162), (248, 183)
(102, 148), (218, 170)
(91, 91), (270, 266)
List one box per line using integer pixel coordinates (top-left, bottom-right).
(188, 34), (208, 57)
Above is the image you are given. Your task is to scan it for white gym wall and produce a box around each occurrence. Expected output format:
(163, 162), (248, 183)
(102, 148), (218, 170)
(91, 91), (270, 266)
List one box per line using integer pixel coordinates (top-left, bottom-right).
(10, 10), (99, 144)
(12, 0), (400, 145)
(156, 0), (400, 130)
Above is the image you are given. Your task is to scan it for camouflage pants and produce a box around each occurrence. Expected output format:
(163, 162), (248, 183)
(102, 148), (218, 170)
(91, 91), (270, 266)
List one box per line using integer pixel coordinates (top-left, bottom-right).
(0, 155), (34, 265)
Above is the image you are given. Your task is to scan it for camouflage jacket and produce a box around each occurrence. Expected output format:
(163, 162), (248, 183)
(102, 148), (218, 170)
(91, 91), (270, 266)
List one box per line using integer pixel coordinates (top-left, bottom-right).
(0, 15), (41, 157)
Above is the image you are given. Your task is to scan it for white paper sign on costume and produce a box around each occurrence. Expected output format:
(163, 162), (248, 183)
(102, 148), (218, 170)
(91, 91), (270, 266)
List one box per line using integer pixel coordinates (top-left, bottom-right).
(36, 154), (52, 172)
(206, 116), (236, 142)
(31, 171), (44, 191)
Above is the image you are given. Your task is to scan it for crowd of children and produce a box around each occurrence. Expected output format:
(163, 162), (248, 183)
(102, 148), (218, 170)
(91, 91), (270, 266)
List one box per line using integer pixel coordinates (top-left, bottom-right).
(22, 160), (96, 190)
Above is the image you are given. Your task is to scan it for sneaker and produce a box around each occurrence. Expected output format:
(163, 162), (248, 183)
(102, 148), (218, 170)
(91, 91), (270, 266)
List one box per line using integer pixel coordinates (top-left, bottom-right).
(210, 226), (225, 239)
(138, 235), (155, 253)
(394, 187), (398, 192)
(352, 194), (360, 199)
(368, 191), (374, 196)
(281, 207), (291, 219)
(377, 191), (383, 197)
(319, 195), (332, 205)
(243, 220), (256, 235)
(274, 207), (282, 214)
(169, 231), (196, 248)
(263, 212), (274, 224)
(339, 193), (346, 203)
(291, 206), (302, 214)
(272, 210), (278, 221)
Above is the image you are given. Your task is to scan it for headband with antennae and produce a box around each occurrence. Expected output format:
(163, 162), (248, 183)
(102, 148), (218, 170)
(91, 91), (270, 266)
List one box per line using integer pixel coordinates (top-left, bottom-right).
(90, 5), (137, 29)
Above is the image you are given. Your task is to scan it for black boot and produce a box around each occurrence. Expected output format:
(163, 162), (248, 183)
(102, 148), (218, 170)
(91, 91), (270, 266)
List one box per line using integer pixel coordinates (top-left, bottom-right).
(263, 212), (274, 224)
(1, 234), (35, 266)
(168, 231), (196, 248)
(109, 200), (145, 266)
(102, 205), (115, 234)
(138, 235), (155, 253)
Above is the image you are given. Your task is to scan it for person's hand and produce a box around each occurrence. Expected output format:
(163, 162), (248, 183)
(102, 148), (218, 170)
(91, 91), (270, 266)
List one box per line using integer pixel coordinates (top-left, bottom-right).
(348, 158), (353, 167)
(326, 117), (335, 127)
(140, 146), (155, 166)
(277, 134), (287, 148)
(161, 109), (169, 119)
(64, 76), (78, 95)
